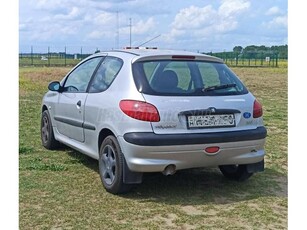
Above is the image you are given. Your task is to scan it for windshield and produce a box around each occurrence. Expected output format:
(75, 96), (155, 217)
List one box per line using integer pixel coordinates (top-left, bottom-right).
(132, 60), (248, 96)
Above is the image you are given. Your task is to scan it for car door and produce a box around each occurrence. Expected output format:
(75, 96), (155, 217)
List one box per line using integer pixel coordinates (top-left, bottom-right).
(84, 56), (124, 139)
(54, 56), (103, 142)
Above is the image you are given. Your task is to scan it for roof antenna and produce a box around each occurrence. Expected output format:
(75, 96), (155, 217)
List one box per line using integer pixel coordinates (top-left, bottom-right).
(137, 34), (161, 48)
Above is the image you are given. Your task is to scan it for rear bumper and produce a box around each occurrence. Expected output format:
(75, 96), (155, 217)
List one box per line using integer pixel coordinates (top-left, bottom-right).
(123, 126), (267, 146)
(118, 127), (267, 173)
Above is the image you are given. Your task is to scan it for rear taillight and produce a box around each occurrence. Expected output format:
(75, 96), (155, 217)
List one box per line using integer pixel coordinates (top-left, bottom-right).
(119, 100), (160, 122)
(253, 100), (263, 118)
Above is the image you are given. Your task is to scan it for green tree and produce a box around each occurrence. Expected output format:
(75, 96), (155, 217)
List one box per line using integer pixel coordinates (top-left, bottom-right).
(233, 46), (243, 53)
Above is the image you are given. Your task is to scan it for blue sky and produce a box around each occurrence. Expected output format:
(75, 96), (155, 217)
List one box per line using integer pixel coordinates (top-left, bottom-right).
(19, 0), (288, 53)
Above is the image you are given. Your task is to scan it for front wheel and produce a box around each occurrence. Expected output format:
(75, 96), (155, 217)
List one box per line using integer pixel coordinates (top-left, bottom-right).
(41, 110), (60, 150)
(219, 164), (253, 181)
(98, 136), (132, 194)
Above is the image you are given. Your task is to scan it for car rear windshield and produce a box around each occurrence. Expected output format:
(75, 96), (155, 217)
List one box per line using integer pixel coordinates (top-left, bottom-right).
(132, 60), (248, 96)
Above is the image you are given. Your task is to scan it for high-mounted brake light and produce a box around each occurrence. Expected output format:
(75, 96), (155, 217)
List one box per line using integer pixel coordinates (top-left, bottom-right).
(172, 55), (195, 59)
(119, 100), (160, 122)
(253, 100), (263, 118)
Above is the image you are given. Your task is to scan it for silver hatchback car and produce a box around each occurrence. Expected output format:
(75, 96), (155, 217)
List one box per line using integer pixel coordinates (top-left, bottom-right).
(41, 48), (266, 194)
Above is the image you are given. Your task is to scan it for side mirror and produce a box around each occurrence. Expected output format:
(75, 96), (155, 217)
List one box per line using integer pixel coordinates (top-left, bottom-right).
(48, 81), (61, 92)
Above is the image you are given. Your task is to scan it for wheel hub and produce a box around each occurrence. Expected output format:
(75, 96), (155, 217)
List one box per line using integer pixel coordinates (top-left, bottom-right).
(101, 145), (116, 185)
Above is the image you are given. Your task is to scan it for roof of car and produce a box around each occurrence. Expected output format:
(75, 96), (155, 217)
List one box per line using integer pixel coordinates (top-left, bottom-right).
(102, 48), (224, 63)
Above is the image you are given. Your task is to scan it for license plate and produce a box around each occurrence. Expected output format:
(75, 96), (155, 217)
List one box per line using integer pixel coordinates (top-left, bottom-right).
(187, 114), (235, 128)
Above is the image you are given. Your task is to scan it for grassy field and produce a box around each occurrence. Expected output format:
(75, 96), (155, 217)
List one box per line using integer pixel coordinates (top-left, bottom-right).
(19, 57), (81, 67)
(19, 66), (287, 229)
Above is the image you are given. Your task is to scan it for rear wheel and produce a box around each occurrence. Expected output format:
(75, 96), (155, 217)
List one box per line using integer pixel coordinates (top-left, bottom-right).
(98, 136), (132, 194)
(41, 110), (60, 150)
(219, 164), (253, 181)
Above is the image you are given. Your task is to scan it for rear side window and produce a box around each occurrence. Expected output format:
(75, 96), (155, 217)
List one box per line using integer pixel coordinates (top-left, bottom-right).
(133, 60), (248, 96)
(88, 56), (123, 93)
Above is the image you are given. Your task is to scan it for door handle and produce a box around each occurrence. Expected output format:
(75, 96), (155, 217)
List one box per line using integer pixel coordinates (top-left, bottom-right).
(77, 100), (81, 107)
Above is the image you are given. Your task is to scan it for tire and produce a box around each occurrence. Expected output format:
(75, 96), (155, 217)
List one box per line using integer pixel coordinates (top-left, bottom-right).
(41, 110), (60, 150)
(219, 164), (253, 182)
(98, 136), (132, 194)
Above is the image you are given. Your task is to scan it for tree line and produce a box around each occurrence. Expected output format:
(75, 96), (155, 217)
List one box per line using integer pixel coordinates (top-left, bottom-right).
(232, 45), (288, 59)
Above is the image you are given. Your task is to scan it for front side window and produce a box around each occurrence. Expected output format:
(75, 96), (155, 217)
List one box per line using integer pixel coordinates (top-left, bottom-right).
(88, 56), (123, 93)
(133, 60), (248, 96)
(63, 57), (102, 93)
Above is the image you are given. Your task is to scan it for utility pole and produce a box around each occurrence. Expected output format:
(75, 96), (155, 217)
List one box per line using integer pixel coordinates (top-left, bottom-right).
(116, 11), (119, 49)
(129, 18), (132, 47)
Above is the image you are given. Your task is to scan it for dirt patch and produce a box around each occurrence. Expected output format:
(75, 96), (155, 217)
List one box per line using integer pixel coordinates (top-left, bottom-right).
(154, 213), (195, 230)
(165, 213), (177, 227)
(151, 213), (177, 228)
(181, 205), (203, 215)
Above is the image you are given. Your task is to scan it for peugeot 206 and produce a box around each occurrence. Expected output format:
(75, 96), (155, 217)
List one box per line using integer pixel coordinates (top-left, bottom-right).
(41, 48), (267, 194)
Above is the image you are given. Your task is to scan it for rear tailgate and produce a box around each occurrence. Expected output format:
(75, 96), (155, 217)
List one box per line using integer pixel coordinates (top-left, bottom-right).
(142, 93), (259, 135)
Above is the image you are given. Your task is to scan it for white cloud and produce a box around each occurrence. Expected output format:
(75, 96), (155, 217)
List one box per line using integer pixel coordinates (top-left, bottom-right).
(35, 0), (69, 11)
(170, 28), (185, 38)
(172, 5), (215, 30)
(267, 15), (288, 28)
(87, 30), (113, 39)
(167, 0), (250, 41)
(87, 31), (103, 39)
(133, 18), (156, 34)
(54, 7), (82, 20)
(218, 0), (250, 17)
(92, 12), (115, 26)
(120, 17), (156, 35)
(266, 6), (281, 16)
(28, 24), (78, 42)
(216, 20), (238, 32)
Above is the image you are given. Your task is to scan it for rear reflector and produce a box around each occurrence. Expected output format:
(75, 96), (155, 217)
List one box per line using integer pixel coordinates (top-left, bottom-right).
(119, 100), (160, 122)
(204, 146), (220, 154)
(253, 100), (263, 118)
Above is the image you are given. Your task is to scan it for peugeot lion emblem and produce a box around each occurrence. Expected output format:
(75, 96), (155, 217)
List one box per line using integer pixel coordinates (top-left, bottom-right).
(209, 107), (216, 113)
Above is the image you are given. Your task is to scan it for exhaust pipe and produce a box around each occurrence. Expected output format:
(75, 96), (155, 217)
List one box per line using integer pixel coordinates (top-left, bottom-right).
(162, 164), (176, 176)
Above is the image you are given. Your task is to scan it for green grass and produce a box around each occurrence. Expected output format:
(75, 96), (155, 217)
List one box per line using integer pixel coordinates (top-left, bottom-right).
(19, 57), (81, 66)
(19, 66), (287, 229)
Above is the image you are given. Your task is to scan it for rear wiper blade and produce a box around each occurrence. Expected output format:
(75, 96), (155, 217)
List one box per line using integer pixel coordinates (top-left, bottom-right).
(203, 83), (237, 92)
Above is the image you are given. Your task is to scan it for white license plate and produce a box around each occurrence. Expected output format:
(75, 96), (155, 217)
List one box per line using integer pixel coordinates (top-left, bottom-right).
(187, 114), (235, 128)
